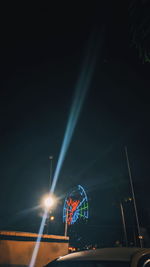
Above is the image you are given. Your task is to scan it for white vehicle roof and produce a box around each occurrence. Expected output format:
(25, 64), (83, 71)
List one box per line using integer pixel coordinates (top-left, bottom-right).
(57, 248), (148, 262)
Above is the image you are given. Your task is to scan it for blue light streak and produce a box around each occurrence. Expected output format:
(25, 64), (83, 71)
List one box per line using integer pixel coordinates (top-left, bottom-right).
(29, 31), (100, 266)
(50, 38), (99, 194)
(29, 210), (47, 267)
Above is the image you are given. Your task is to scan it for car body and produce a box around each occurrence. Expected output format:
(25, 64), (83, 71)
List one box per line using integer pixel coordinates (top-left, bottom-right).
(45, 247), (150, 267)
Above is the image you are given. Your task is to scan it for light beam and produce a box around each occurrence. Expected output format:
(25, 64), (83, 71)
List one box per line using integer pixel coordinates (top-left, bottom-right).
(50, 33), (100, 193)
(29, 210), (47, 267)
(29, 30), (102, 267)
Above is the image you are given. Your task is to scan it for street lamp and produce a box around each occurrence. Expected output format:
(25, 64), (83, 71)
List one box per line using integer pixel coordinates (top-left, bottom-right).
(50, 216), (55, 221)
(42, 194), (57, 234)
(43, 195), (55, 210)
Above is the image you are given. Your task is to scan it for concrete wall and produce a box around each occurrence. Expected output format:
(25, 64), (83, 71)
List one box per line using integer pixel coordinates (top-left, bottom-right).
(0, 231), (69, 267)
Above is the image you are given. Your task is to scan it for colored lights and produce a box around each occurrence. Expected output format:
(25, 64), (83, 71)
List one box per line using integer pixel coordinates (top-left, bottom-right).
(63, 185), (89, 225)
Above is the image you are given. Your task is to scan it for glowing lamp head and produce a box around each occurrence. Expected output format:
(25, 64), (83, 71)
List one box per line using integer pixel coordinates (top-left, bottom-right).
(50, 216), (55, 221)
(42, 194), (56, 210)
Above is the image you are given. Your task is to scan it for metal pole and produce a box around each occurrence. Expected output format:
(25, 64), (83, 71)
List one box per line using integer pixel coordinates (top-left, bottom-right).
(64, 208), (68, 237)
(120, 202), (128, 247)
(49, 156), (53, 189)
(125, 147), (143, 248)
(46, 156), (53, 234)
(46, 215), (49, 235)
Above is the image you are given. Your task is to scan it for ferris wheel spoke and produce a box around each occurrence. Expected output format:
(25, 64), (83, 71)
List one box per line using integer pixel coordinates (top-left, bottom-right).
(72, 210), (79, 223)
(76, 197), (87, 209)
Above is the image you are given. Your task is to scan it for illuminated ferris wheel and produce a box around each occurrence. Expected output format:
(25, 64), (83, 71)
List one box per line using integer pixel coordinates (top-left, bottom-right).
(63, 185), (89, 225)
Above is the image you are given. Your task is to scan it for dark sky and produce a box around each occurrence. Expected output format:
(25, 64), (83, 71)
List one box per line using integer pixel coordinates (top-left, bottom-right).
(0, 3), (150, 245)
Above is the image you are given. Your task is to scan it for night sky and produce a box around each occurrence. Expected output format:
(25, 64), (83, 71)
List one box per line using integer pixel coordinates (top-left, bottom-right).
(0, 2), (150, 247)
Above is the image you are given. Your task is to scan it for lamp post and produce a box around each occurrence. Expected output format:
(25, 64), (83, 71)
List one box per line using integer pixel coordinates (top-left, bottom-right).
(120, 202), (128, 247)
(49, 156), (53, 189)
(64, 208), (69, 237)
(46, 155), (53, 234)
(125, 147), (143, 248)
